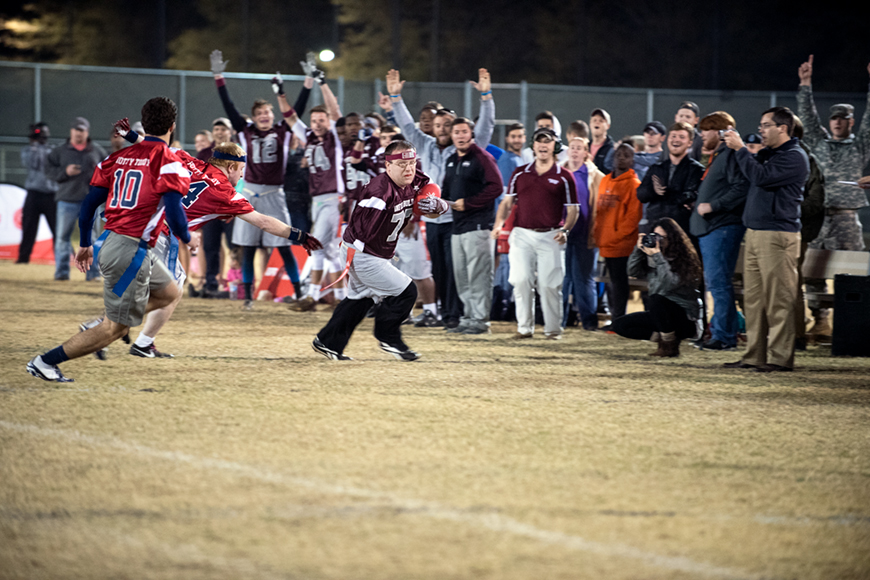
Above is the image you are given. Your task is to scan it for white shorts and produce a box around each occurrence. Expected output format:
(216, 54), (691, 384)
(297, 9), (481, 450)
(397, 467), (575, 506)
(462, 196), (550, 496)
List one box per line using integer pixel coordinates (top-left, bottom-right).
(154, 232), (186, 289)
(232, 183), (292, 247)
(311, 193), (341, 263)
(343, 243), (412, 303)
(395, 232), (432, 280)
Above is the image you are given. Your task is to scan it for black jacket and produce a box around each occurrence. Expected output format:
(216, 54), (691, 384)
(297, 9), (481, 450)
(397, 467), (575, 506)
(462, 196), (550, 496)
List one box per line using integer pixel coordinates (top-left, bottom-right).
(637, 155), (704, 234)
(738, 138), (809, 233)
(689, 144), (750, 238)
(442, 144), (503, 235)
(592, 135), (614, 174)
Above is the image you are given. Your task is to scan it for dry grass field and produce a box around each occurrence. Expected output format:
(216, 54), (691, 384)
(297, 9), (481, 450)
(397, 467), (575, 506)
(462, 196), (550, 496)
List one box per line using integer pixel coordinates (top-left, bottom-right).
(1, 260), (869, 579)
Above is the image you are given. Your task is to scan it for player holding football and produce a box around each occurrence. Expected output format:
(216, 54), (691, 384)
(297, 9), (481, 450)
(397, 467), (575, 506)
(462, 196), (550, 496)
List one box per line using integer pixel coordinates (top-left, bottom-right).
(312, 141), (449, 361)
(27, 97), (193, 382)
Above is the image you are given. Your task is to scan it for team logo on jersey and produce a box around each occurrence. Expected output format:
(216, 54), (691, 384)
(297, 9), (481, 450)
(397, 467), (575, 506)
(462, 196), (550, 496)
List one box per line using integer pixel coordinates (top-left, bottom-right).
(548, 178), (559, 185)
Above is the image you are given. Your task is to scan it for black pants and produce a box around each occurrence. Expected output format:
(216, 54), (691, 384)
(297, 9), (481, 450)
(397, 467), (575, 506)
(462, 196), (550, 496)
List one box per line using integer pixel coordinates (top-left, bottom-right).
(611, 294), (696, 340)
(425, 222), (461, 323)
(318, 282), (417, 354)
(202, 219), (234, 291)
(604, 256), (630, 320)
(17, 189), (56, 263)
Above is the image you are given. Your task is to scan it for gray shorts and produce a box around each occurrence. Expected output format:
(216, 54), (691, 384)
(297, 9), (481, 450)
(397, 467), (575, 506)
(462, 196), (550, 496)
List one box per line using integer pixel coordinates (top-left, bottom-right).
(99, 231), (173, 327)
(232, 183), (291, 247)
(343, 242), (411, 302)
(153, 232), (186, 288)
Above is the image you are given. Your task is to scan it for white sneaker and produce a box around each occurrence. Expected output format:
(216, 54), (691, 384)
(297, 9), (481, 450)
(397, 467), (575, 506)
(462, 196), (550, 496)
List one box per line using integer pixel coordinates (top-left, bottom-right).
(26, 356), (74, 383)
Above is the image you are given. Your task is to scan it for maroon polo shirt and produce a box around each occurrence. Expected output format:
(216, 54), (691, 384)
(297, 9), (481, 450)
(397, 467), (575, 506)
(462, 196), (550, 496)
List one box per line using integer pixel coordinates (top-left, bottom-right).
(506, 161), (578, 230)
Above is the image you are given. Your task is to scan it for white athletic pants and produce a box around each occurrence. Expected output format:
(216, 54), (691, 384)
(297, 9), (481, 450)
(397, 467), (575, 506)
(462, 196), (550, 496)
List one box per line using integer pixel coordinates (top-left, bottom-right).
(507, 227), (564, 335)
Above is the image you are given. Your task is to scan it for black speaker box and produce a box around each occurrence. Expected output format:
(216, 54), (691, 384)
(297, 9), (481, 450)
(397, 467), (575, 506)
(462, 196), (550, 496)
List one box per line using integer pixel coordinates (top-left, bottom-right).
(832, 274), (870, 357)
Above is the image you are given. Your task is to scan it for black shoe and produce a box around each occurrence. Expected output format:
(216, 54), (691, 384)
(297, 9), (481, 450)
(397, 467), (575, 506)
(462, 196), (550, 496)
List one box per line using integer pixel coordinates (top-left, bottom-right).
(701, 339), (736, 351)
(312, 337), (353, 361)
(794, 337), (807, 351)
(723, 361), (756, 369)
(414, 311), (443, 328)
(121, 331), (131, 345)
(130, 343), (174, 358)
(755, 364), (793, 373)
(188, 284), (201, 298)
(202, 287), (230, 299)
(378, 341), (421, 361)
(443, 318), (460, 329)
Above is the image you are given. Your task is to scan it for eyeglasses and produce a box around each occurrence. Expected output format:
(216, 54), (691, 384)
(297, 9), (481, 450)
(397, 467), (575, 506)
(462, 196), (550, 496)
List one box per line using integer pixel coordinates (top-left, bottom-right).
(758, 122), (781, 130)
(392, 160), (416, 170)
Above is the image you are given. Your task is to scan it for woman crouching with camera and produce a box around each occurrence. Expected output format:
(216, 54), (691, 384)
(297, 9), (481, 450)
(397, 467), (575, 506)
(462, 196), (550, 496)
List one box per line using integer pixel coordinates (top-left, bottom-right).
(610, 217), (702, 357)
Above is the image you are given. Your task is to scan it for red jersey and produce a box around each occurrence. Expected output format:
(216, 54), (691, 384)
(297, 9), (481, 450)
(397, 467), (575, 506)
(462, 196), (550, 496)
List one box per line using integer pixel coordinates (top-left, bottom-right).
(507, 162), (578, 230)
(238, 121), (292, 186)
(305, 124), (344, 197)
(343, 169), (430, 259)
(158, 150), (254, 237)
(90, 137), (191, 242)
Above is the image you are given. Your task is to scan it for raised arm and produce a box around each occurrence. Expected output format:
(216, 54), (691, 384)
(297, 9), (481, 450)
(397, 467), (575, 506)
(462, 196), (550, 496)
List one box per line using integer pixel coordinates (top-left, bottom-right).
(796, 54), (828, 146)
(210, 49), (248, 132)
(856, 62), (870, 163)
(470, 68), (495, 147)
(386, 69), (436, 152)
(319, 82), (341, 122)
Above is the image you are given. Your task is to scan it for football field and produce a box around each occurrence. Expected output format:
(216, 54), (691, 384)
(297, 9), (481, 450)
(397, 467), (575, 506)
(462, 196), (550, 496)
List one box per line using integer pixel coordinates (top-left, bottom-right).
(2, 261), (869, 579)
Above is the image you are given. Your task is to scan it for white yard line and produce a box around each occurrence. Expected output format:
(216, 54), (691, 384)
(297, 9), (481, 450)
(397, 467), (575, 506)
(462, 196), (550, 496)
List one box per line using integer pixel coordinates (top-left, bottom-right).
(1, 420), (760, 579)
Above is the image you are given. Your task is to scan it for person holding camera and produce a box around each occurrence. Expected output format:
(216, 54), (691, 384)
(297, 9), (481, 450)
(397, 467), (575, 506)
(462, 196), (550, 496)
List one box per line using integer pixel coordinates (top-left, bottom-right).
(17, 122), (58, 264)
(637, 121), (704, 236)
(610, 218), (703, 357)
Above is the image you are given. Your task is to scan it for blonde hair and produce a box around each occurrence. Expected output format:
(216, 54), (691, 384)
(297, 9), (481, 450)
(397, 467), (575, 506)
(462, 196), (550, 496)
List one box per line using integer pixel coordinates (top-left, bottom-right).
(208, 142), (246, 172)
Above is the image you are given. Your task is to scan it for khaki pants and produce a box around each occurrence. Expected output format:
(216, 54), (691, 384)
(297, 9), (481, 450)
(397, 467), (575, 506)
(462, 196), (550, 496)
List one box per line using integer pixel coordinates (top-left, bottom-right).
(742, 229), (800, 368)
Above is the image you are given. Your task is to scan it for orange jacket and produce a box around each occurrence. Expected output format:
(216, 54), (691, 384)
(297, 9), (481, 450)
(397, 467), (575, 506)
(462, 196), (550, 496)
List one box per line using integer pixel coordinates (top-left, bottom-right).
(593, 168), (642, 258)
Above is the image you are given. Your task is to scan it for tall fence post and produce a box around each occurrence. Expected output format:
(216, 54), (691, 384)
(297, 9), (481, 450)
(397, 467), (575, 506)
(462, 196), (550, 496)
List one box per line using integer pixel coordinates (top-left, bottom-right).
(770, 91), (777, 107)
(374, 78), (382, 110)
(337, 76), (345, 112)
(34, 64), (42, 123)
(463, 81), (472, 118)
(520, 80), (528, 130)
(647, 89), (654, 123)
(178, 71), (187, 147)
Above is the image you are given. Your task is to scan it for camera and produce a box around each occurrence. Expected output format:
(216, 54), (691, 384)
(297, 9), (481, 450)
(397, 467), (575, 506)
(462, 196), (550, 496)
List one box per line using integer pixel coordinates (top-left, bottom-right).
(642, 232), (661, 248)
(718, 129), (732, 139)
(677, 189), (698, 205)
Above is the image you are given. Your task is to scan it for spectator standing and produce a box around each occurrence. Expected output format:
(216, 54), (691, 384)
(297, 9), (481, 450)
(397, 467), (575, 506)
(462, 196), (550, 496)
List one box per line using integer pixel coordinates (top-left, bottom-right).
(796, 55), (870, 338)
(674, 101), (704, 160)
(602, 121), (666, 181)
(637, 121), (703, 236)
(589, 108), (615, 173)
(442, 118), (503, 334)
(493, 128), (579, 339)
(592, 143), (642, 321)
(17, 122), (58, 264)
(722, 107), (809, 373)
(562, 135), (604, 330)
(691, 111), (750, 351)
(45, 117), (106, 281)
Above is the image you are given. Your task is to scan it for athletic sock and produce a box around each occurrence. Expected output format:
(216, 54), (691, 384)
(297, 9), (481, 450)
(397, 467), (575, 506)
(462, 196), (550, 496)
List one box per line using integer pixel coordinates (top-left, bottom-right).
(134, 333), (154, 348)
(423, 303), (437, 316)
(311, 285), (321, 302)
(334, 287), (346, 300)
(41, 345), (69, 366)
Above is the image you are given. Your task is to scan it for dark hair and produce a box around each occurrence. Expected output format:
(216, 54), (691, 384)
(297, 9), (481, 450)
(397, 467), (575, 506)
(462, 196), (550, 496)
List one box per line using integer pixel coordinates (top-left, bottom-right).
(434, 108), (455, 119)
(653, 218), (702, 288)
(335, 117), (347, 128)
(420, 101), (442, 114)
(381, 124), (399, 134)
(668, 121), (694, 136)
(505, 122), (525, 136)
(385, 140), (415, 157)
(141, 97), (177, 136)
(366, 112), (386, 127)
(345, 112), (361, 120)
(567, 120), (589, 139)
(535, 110), (555, 123)
(698, 111), (735, 132)
(792, 116), (804, 140)
(310, 105), (329, 117)
(251, 99), (272, 116)
(451, 117), (475, 132)
(762, 106), (796, 137)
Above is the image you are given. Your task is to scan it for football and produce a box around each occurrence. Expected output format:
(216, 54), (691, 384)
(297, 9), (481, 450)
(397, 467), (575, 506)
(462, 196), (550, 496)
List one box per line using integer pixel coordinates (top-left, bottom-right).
(413, 183), (442, 217)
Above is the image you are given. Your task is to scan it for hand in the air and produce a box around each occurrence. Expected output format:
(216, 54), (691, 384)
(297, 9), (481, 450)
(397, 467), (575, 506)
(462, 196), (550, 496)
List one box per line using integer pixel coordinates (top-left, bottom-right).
(210, 49), (228, 75)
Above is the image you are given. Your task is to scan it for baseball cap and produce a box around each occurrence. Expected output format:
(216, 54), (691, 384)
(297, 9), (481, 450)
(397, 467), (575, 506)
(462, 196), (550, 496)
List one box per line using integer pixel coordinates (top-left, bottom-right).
(590, 108), (611, 124)
(830, 104), (854, 120)
(643, 121), (667, 135)
(744, 133), (762, 144)
(71, 117), (90, 131)
(212, 117), (233, 128)
(533, 127), (558, 141)
(678, 101), (700, 116)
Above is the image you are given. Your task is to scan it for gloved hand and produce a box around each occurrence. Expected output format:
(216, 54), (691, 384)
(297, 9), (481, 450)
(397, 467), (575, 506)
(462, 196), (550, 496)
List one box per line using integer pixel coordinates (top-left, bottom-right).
(289, 228), (324, 255)
(358, 127), (373, 141)
(210, 49), (228, 75)
(311, 68), (326, 85)
(271, 71), (284, 95)
(300, 51), (317, 76)
(113, 118), (139, 144)
(418, 196), (449, 215)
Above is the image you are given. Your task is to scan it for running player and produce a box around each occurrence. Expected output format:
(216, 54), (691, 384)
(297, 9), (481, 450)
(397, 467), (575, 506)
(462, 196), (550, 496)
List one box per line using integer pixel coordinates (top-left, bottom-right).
(211, 49), (312, 309)
(27, 97), (193, 382)
(312, 141), (449, 361)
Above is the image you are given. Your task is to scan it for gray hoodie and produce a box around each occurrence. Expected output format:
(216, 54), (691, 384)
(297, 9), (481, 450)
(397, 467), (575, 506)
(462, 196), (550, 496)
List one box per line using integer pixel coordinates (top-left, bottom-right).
(20, 142), (58, 194)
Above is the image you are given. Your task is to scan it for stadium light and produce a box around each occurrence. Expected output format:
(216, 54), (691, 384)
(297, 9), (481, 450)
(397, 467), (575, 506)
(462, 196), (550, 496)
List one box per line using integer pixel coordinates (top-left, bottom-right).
(319, 49), (335, 62)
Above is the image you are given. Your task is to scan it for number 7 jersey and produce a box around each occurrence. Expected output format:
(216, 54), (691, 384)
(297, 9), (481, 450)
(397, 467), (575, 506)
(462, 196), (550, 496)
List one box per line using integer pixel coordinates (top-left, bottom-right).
(90, 137), (191, 241)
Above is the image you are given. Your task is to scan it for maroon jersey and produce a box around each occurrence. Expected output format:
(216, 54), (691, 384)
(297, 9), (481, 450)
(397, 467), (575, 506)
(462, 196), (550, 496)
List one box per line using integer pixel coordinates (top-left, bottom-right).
(238, 121), (292, 186)
(507, 162), (578, 230)
(305, 124), (344, 196)
(157, 150), (254, 238)
(90, 137), (191, 242)
(343, 169), (430, 259)
(343, 147), (372, 204)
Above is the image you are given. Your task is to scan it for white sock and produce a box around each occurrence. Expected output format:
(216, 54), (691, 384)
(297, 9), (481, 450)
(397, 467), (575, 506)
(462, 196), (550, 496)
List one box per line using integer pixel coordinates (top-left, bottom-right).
(311, 286), (321, 301)
(423, 303), (437, 316)
(334, 287), (346, 300)
(134, 333), (154, 348)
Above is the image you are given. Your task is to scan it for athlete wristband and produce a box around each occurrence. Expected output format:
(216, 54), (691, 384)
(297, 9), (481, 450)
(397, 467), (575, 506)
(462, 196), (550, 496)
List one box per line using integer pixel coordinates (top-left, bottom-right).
(282, 108), (296, 118)
(288, 228), (307, 243)
(390, 94), (400, 98)
(559, 228), (570, 235)
(480, 91), (492, 96)
(215, 77), (226, 88)
(123, 129), (140, 144)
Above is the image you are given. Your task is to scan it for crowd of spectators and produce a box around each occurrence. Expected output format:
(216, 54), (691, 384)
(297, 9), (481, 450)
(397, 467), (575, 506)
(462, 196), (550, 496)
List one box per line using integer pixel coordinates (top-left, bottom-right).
(17, 54), (870, 371)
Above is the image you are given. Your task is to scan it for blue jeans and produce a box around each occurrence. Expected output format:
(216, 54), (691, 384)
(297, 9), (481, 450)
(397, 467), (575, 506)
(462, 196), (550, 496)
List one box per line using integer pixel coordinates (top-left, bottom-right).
(698, 224), (745, 346)
(56, 200), (100, 280)
(562, 241), (599, 328)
